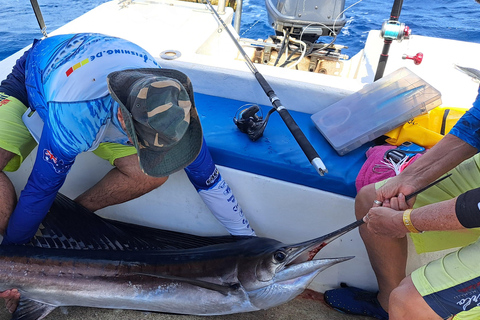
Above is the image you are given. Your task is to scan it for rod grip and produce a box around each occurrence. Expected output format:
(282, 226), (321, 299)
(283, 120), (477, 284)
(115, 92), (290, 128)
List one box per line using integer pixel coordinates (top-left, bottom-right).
(254, 72), (274, 96)
(390, 0), (404, 20)
(277, 108), (327, 175)
(255, 72), (317, 161)
(374, 41), (392, 81)
(254, 72), (327, 174)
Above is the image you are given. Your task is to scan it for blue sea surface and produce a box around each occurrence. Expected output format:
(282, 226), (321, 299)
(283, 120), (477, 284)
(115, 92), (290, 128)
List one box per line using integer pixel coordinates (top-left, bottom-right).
(1, 0), (480, 61)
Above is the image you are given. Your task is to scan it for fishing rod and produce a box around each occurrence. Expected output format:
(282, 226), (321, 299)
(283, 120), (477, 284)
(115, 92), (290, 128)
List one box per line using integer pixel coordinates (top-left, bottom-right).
(204, 0), (328, 176)
(30, 0), (48, 38)
(341, 173), (452, 232)
(373, 0), (409, 81)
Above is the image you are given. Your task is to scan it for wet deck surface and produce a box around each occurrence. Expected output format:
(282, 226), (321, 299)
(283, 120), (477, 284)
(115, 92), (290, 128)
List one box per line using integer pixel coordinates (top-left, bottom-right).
(0, 290), (371, 320)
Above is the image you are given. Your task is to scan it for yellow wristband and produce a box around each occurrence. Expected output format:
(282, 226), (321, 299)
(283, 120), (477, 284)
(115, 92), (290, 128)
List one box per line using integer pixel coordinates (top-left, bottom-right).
(403, 209), (422, 233)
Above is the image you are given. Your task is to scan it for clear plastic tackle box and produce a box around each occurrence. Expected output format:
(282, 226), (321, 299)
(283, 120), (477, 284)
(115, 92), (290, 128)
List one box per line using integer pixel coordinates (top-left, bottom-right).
(311, 67), (442, 155)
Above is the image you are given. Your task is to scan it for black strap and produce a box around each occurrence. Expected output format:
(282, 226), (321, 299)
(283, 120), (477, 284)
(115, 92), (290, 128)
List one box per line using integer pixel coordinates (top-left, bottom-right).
(29, 0), (48, 37)
(440, 108), (450, 135)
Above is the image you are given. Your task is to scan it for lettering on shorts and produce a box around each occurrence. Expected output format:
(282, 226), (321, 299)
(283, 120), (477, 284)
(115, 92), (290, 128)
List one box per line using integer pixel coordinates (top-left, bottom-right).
(455, 280), (480, 311)
(458, 281), (480, 293)
(456, 293), (480, 311)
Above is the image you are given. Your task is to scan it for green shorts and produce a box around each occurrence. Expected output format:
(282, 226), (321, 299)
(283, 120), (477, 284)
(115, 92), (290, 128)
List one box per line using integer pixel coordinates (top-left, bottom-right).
(0, 93), (137, 171)
(411, 240), (480, 319)
(375, 154), (480, 319)
(375, 154), (480, 254)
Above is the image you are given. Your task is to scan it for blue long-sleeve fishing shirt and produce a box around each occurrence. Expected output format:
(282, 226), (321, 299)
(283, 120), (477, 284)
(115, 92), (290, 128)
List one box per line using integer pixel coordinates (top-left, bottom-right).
(1, 33), (225, 244)
(449, 86), (480, 150)
(3, 33), (162, 244)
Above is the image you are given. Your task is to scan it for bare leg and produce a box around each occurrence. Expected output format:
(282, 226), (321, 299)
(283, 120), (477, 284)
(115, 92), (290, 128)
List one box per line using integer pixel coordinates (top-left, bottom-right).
(74, 154), (168, 211)
(389, 276), (444, 320)
(0, 149), (20, 313)
(0, 148), (17, 236)
(0, 172), (16, 236)
(356, 184), (408, 311)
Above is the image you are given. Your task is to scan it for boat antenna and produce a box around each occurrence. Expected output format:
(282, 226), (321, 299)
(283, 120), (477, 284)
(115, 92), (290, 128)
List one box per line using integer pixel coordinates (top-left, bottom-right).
(374, 0), (409, 81)
(30, 0), (48, 38)
(203, 0), (328, 176)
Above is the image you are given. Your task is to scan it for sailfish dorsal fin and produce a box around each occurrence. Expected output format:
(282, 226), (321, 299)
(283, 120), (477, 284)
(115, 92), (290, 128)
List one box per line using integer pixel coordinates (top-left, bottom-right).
(28, 193), (248, 251)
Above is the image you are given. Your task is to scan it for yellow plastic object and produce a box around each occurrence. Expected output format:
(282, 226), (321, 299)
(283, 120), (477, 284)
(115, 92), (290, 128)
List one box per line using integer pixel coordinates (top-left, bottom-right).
(385, 106), (467, 148)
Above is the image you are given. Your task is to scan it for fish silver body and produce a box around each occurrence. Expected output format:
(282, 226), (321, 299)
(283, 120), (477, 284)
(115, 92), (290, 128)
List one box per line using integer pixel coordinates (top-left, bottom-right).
(0, 194), (354, 319)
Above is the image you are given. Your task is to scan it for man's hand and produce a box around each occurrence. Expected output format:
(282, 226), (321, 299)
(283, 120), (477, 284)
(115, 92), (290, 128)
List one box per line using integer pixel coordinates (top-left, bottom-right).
(364, 207), (408, 238)
(0, 289), (20, 313)
(375, 176), (416, 209)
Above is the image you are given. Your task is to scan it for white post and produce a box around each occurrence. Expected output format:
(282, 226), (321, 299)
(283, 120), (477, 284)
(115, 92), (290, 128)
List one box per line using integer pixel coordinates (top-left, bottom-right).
(217, 0), (226, 14)
(233, 0), (243, 33)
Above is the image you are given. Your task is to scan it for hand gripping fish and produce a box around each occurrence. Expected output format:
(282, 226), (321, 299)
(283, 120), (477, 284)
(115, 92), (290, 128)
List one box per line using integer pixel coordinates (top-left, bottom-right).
(0, 194), (354, 319)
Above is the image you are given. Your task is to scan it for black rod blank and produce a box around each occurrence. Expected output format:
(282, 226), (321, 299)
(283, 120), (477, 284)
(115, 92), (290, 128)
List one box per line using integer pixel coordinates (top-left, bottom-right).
(204, 0), (327, 175)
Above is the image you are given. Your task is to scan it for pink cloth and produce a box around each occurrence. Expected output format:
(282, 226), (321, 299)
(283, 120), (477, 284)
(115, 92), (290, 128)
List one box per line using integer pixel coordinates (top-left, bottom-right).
(355, 145), (423, 192)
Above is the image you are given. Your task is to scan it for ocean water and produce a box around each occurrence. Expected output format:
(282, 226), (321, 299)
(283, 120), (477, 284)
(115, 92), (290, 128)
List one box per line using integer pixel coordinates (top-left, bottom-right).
(1, 0), (480, 61)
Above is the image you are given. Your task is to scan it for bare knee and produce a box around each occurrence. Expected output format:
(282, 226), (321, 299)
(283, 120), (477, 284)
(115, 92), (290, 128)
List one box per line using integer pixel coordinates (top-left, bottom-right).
(389, 281), (414, 318)
(114, 154), (168, 180)
(114, 154), (168, 188)
(139, 173), (169, 190)
(355, 183), (376, 220)
(75, 154), (169, 212)
(389, 277), (441, 320)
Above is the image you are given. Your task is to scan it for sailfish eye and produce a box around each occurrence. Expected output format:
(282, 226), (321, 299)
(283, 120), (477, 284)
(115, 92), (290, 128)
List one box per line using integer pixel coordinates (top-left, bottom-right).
(274, 250), (287, 262)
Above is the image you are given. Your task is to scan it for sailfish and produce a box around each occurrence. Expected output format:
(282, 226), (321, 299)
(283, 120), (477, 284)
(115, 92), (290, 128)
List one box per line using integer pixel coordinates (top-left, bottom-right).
(0, 193), (355, 319)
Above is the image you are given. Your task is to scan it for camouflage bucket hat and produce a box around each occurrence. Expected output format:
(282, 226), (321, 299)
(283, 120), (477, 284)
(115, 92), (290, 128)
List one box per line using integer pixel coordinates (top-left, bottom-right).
(107, 68), (203, 177)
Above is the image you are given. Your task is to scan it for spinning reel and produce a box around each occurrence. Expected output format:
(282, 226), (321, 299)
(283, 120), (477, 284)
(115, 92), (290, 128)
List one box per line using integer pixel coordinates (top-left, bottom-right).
(233, 104), (276, 141)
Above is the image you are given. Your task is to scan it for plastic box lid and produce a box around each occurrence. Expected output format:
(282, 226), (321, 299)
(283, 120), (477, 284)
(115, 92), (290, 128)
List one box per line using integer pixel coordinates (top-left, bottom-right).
(311, 67), (442, 155)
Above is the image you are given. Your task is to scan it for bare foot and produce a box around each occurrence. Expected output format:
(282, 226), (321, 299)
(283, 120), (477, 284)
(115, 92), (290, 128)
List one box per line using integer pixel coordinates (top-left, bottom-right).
(0, 289), (20, 313)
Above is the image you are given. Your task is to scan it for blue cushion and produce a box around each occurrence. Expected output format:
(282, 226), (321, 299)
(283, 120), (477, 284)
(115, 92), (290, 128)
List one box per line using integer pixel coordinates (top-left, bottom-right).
(195, 93), (372, 198)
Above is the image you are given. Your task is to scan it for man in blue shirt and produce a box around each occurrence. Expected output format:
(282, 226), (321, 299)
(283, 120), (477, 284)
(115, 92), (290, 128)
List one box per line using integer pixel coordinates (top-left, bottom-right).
(0, 33), (255, 312)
